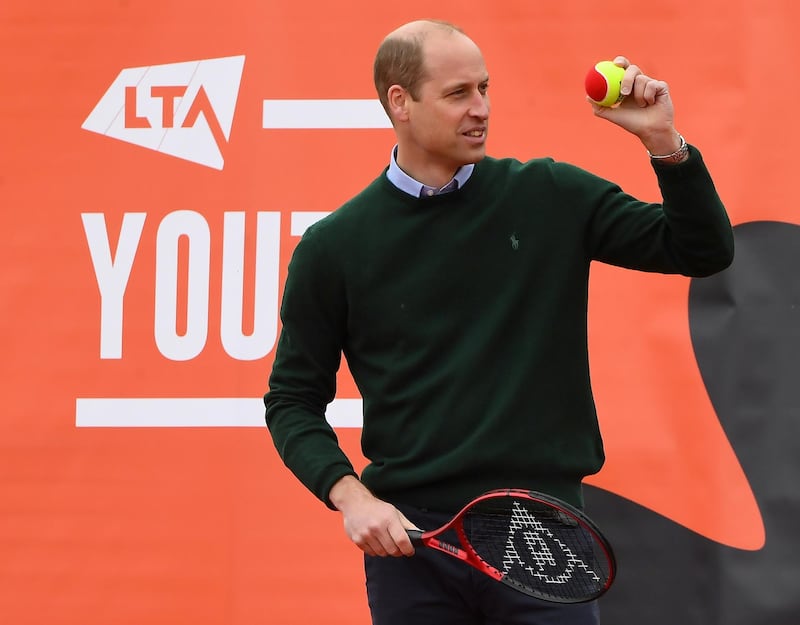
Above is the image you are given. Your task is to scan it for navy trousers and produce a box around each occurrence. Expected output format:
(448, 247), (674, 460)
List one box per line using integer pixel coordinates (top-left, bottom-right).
(364, 505), (601, 625)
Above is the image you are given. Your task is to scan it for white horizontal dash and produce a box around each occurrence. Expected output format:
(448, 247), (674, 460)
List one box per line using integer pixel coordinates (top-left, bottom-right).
(262, 99), (391, 129)
(75, 397), (364, 428)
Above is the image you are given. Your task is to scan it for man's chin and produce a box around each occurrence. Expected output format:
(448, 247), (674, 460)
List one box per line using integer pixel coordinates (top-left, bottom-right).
(459, 143), (487, 164)
(466, 149), (487, 164)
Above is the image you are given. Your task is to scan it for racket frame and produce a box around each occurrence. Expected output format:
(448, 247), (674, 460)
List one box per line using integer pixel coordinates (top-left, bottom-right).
(407, 488), (616, 603)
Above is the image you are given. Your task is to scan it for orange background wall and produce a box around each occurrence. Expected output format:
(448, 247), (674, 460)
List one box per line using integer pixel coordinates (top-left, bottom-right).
(1, 1), (798, 623)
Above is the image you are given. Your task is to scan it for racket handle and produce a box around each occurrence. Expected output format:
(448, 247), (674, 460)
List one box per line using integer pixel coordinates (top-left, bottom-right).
(406, 529), (424, 545)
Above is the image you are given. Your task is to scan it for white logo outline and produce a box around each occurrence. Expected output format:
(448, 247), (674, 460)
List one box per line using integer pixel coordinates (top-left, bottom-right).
(81, 55), (246, 170)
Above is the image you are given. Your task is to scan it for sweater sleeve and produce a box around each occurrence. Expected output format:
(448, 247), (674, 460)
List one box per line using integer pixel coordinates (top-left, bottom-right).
(566, 145), (734, 276)
(264, 222), (358, 509)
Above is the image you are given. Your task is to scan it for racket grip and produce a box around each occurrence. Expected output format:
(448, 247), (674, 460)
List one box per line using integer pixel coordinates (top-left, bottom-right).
(406, 529), (424, 545)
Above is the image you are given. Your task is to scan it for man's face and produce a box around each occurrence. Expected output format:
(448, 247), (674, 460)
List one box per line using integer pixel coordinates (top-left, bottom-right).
(402, 32), (490, 182)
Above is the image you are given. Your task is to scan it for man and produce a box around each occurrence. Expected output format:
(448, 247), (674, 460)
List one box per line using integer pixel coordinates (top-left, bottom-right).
(265, 19), (733, 625)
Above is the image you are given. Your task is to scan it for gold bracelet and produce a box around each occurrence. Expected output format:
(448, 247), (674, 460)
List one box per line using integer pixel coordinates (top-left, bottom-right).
(647, 134), (689, 164)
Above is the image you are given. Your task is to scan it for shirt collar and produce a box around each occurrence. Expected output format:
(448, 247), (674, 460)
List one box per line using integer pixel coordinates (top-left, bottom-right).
(386, 146), (474, 198)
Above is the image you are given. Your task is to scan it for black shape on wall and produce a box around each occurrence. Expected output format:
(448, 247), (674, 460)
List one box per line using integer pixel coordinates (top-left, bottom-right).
(586, 221), (800, 625)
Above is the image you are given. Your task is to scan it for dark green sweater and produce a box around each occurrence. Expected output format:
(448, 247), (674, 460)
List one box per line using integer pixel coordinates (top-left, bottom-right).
(265, 148), (733, 511)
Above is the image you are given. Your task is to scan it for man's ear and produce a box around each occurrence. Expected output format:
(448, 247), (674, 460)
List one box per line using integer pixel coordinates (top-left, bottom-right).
(387, 85), (410, 122)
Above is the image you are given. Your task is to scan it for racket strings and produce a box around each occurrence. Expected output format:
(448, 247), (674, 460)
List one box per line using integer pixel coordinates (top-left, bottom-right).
(463, 498), (612, 602)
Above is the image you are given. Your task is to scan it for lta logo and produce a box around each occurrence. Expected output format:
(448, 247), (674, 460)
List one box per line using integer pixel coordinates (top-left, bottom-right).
(82, 56), (245, 170)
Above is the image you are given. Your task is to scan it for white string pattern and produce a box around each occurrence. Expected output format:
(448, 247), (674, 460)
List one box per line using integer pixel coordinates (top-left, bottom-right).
(500, 501), (601, 585)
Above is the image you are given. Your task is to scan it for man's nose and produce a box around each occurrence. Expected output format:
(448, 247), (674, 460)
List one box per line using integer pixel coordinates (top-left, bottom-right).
(470, 93), (489, 119)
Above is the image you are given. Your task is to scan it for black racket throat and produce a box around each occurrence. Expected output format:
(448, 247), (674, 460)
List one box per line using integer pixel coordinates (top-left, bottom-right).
(405, 489), (616, 604)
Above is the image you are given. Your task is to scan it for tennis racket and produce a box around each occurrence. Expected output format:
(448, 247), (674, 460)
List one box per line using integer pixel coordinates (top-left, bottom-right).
(406, 488), (615, 603)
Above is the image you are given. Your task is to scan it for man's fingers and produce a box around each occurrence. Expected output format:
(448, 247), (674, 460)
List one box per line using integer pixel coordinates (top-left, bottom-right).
(364, 512), (419, 557)
(620, 62), (641, 97)
(612, 55), (630, 68)
(387, 524), (416, 557)
(397, 510), (420, 532)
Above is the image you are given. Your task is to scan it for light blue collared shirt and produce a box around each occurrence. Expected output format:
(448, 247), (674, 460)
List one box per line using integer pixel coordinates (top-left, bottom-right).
(386, 146), (474, 198)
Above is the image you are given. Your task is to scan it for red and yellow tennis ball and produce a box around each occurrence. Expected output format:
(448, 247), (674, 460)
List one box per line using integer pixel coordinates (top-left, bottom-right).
(585, 61), (626, 107)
